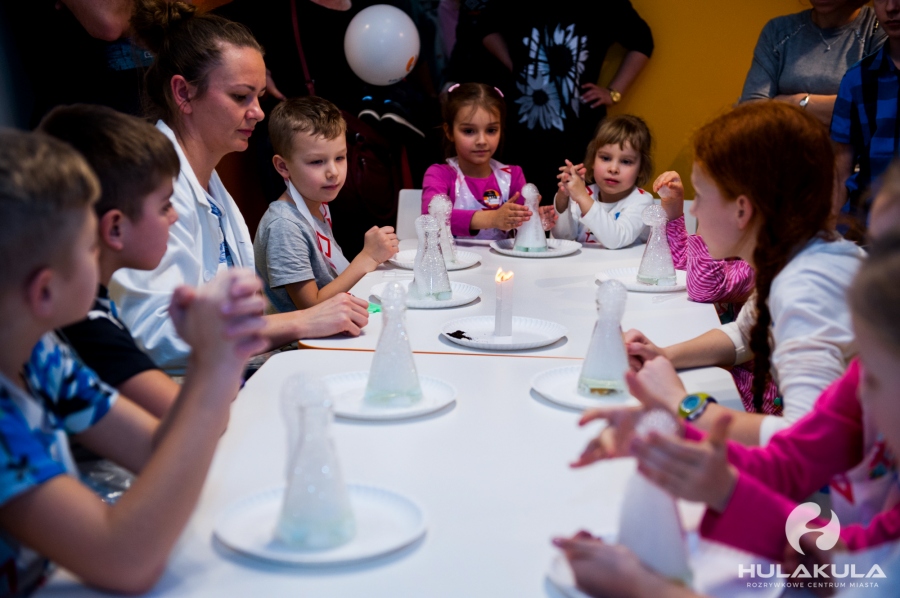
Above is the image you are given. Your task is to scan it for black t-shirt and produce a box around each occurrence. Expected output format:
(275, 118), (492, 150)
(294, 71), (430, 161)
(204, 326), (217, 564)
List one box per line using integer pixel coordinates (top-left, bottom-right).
(482, 0), (653, 198)
(60, 286), (159, 388)
(216, 0), (368, 112)
(2, 1), (152, 127)
(445, 0), (512, 90)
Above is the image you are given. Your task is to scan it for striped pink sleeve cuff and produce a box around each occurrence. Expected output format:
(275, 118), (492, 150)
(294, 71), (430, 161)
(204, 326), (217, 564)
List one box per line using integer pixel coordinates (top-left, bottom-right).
(665, 216), (688, 269)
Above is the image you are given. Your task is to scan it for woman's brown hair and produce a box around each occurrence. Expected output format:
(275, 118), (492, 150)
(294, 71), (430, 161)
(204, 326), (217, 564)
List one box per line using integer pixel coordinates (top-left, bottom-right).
(441, 83), (507, 158)
(131, 0), (262, 125)
(693, 102), (834, 412)
(584, 115), (653, 187)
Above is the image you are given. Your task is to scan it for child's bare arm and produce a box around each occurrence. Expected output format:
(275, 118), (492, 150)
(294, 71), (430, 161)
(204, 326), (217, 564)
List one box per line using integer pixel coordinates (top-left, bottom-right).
(285, 226), (398, 309)
(116, 369), (180, 419)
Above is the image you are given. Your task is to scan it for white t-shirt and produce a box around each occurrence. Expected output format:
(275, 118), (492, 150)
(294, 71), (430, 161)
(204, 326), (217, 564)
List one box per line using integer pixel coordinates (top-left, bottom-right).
(551, 184), (653, 248)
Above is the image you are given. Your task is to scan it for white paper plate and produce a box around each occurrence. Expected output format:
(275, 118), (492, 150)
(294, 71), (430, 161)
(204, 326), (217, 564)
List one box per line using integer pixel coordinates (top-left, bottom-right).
(531, 365), (638, 411)
(214, 484), (426, 565)
(388, 249), (480, 271)
(323, 371), (456, 421)
(596, 267), (687, 293)
(489, 238), (581, 258)
(440, 316), (567, 350)
(369, 280), (481, 309)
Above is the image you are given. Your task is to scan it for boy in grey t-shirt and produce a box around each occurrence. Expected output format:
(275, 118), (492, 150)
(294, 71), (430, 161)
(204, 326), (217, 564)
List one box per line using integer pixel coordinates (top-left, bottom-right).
(254, 97), (398, 314)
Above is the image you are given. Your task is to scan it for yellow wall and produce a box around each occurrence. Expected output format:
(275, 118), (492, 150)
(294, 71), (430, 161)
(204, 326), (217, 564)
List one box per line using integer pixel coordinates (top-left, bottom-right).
(600, 1), (815, 196)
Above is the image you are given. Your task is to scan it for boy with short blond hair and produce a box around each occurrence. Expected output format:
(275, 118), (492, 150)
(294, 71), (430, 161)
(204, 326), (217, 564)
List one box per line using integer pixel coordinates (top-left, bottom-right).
(40, 104), (182, 418)
(255, 96), (399, 313)
(0, 129), (265, 595)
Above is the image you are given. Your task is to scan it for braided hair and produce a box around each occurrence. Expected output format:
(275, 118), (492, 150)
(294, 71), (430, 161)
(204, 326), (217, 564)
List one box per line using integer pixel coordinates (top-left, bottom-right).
(693, 102), (834, 412)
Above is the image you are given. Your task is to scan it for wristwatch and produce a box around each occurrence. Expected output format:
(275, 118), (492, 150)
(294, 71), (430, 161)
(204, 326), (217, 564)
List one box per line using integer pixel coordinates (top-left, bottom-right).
(608, 88), (622, 104)
(799, 93), (811, 108)
(678, 393), (717, 422)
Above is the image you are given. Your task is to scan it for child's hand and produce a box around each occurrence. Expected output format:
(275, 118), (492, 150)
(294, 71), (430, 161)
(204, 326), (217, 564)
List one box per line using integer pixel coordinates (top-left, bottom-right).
(623, 328), (668, 370)
(552, 532), (657, 598)
(538, 204), (558, 231)
(491, 193), (532, 231)
(572, 404), (646, 467)
(298, 293), (369, 338)
(170, 269), (267, 366)
(653, 171), (685, 221)
(362, 225), (399, 265)
(561, 159), (589, 203)
(631, 412), (737, 513)
(625, 355), (688, 414)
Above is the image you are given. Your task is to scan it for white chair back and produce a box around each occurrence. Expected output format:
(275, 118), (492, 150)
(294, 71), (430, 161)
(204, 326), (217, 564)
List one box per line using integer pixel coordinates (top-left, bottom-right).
(396, 189), (423, 240)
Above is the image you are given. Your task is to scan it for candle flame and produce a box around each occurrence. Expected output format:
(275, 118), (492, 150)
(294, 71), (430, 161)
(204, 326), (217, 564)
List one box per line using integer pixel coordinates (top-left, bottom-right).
(495, 267), (514, 283)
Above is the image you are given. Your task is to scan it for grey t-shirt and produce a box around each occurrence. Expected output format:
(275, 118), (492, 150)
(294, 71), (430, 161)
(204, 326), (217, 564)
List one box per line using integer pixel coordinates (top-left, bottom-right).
(739, 7), (885, 102)
(254, 199), (339, 314)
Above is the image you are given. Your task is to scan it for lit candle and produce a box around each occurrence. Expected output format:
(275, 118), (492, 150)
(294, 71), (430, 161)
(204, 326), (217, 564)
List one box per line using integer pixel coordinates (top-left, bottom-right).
(494, 267), (514, 337)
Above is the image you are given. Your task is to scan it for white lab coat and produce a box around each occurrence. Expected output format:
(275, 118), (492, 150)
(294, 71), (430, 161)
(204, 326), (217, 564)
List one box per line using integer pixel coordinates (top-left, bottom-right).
(110, 120), (254, 375)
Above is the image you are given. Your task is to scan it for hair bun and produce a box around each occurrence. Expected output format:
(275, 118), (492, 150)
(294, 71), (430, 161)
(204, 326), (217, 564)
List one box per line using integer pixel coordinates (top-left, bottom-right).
(131, 0), (197, 54)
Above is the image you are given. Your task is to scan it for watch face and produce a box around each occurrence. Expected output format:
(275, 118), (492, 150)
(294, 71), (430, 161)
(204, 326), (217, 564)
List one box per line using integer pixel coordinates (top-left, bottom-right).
(682, 395), (701, 412)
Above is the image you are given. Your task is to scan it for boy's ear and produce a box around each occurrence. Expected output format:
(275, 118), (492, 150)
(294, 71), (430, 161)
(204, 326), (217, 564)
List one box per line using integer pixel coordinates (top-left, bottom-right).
(25, 267), (56, 320)
(272, 154), (292, 180)
(99, 210), (126, 252)
(170, 75), (194, 115)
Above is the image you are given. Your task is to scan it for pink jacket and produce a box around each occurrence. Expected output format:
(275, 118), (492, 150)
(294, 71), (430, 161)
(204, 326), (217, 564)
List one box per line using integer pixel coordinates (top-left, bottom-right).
(688, 361), (900, 561)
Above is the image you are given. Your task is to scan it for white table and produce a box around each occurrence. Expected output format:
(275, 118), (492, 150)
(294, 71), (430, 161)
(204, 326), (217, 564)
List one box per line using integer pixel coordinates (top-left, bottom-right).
(41, 241), (743, 597)
(42, 350), (724, 598)
(305, 241), (726, 359)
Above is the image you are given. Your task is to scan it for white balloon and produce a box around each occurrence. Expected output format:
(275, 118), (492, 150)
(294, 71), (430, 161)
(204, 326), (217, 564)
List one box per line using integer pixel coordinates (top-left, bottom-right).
(344, 4), (420, 86)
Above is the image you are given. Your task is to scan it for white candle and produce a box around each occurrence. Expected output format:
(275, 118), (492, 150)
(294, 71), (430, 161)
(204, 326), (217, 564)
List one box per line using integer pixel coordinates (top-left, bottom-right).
(494, 268), (514, 337)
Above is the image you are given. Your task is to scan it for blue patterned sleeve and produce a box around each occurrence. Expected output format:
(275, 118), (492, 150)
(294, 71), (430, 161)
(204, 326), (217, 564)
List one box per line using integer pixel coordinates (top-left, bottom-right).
(0, 392), (66, 507)
(831, 67), (858, 145)
(24, 333), (118, 435)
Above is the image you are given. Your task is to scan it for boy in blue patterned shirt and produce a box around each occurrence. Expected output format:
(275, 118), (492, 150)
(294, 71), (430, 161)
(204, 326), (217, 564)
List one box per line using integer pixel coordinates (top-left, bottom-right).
(832, 0), (900, 241)
(0, 130), (266, 596)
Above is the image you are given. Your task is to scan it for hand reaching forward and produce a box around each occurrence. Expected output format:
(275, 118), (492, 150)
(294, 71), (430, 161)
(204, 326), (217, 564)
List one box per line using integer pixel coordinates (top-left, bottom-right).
(572, 356), (688, 468)
(299, 293), (370, 338)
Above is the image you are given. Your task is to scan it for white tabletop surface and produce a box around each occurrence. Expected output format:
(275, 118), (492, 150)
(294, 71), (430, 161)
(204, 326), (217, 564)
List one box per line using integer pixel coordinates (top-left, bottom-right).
(42, 349), (727, 598)
(304, 241), (725, 359)
(41, 239), (745, 597)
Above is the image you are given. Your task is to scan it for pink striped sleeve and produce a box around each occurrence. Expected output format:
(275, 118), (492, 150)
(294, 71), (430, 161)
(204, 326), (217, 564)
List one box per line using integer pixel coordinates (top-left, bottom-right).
(665, 216), (688, 269)
(683, 233), (755, 304)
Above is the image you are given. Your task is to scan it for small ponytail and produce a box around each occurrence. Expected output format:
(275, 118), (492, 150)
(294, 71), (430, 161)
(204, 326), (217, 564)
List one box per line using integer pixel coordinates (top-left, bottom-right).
(130, 0), (196, 55)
